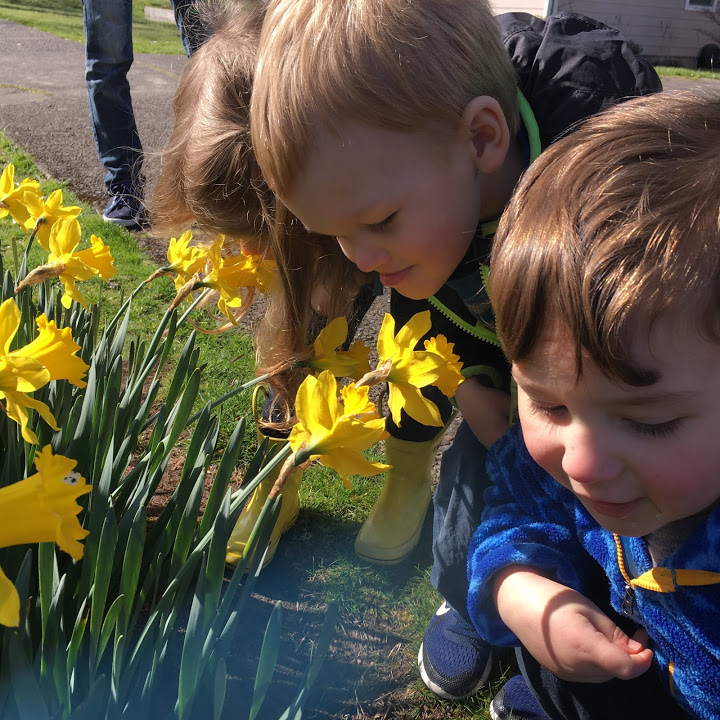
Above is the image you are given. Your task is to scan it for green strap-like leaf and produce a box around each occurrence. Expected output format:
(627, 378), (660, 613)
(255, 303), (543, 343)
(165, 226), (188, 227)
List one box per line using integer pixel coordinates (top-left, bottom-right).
(250, 601), (283, 720)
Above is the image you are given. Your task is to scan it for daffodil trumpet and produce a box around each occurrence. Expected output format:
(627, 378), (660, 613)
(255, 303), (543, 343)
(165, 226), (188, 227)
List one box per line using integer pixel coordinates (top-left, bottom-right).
(0, 446), (90, 626)
(282, 371), (390, 490)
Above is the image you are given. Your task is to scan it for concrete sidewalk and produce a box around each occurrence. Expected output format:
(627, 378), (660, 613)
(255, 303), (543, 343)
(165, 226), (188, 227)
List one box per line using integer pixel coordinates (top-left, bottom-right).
(0, 18), (187, 211)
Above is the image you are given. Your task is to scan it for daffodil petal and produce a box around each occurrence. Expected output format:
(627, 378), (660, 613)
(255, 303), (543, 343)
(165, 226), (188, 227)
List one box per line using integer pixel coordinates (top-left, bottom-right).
(393, 384), (444, 427)
(74, 235), (116, 279)
(308, 354), (361, 378)
(49, 217), (82, 257)
(319, 446), (390, 486)
(0, 355), (50, 392)
(293, 373), (340, 446)
(1, 389), (59, 443)
(321, 415), (387, 453)
(59, 276), (88, 309)
(0, 164), (13, 195)
(0, 566), (20, 627)
(0, 298), (20, 356)
(394, 310), (432, 351)
(340, 384), (377, 417)
(17, 316), (88, 387)
(391, 352), (445, 387)
(313, 317), (348, 357)
(342, 340), (371, 379)
(376, 313), (397, 362)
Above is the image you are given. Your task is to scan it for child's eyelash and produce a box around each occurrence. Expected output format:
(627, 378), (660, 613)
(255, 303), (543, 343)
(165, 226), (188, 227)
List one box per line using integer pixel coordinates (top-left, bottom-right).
(368, 212), (397, 232)
(625, 418), (682, 438)
(528, 403), (566, 420)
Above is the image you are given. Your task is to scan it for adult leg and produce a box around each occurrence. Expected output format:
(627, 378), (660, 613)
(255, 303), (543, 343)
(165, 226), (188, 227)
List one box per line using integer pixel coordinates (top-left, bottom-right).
(83, 0), (143, 197)
(170, 0), (208, 56)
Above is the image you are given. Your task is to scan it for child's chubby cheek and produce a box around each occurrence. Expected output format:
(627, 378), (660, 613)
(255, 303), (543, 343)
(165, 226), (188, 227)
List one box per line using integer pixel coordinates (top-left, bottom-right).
(517, 416), (566, 485)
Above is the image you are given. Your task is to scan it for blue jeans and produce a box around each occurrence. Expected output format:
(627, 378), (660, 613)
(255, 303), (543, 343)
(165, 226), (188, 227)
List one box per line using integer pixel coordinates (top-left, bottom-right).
(82, 0), (202, 194)
(430, 419), (491, 622)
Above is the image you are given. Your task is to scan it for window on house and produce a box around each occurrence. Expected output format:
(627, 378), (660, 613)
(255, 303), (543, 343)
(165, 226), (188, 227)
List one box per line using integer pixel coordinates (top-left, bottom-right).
(685, 0), (717, 11)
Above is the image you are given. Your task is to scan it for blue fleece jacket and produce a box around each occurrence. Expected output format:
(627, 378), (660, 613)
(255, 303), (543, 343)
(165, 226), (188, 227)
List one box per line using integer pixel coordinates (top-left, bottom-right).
(468, 424), (720, 720)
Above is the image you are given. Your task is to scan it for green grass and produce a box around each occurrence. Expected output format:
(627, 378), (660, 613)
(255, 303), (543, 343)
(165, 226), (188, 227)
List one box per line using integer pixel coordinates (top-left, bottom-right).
(0, 0), (186, 54)
(655, 65), (720, 79)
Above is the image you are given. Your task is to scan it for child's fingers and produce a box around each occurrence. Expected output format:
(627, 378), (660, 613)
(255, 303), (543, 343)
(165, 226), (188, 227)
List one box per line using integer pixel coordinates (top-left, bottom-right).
(600, 624), (653, 680)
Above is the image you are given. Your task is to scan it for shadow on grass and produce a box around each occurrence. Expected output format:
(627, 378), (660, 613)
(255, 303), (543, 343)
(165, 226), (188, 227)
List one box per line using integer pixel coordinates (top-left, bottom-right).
(221, 509), (437, 719)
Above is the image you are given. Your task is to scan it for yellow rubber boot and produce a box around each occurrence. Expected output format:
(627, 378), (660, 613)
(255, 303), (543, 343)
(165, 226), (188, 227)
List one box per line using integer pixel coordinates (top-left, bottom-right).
(354, 432), (444, 565)
(226, 386), (302, 569)
(225, 447), (302, 569)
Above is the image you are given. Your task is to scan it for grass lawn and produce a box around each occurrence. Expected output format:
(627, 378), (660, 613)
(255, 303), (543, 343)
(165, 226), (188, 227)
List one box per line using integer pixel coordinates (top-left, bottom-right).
(655, 65), (720, 79)
(0, 0), (185, 54)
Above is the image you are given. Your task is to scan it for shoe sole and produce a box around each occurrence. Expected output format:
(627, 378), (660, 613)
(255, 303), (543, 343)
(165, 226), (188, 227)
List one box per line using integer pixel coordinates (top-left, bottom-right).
(417, 643), (493, 700)
(102, 213), (142, 228)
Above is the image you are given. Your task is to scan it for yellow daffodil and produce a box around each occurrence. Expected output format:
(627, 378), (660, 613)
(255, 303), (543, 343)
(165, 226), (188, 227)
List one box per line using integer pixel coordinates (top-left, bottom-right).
(165, 230), (208, 290)
(0, 297), (88, 443)
(0, 446), (90, 626)
(306, 316), (371, 380)
(287, 370), (389, 488)
(201, 236), (277, 323)
(358, 311), (463, 428)
(22, 188), (82, 250)
(0, 164), (42, 229)
(16, 217), (116, 309)
(423, 335), (465, 397)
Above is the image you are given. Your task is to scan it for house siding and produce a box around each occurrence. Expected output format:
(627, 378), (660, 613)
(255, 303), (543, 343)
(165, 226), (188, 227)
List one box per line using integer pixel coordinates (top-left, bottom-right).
(489, 1), (547, 16)
(555, 0), (719, 62)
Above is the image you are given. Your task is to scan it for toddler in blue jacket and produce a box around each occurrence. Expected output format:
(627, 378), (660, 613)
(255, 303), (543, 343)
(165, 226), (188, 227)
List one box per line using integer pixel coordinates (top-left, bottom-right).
(471, 90), (720, 719)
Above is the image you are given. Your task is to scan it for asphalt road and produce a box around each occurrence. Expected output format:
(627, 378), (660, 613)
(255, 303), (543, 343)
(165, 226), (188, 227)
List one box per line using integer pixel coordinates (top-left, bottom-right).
(0, 18), (187, 213)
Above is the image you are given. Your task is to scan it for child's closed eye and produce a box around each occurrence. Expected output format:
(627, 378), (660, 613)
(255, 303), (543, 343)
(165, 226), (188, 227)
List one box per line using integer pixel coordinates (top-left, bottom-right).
(367, 212), (397, 233)
(527, 402), (568, 422)
(623, 417), (683, 438)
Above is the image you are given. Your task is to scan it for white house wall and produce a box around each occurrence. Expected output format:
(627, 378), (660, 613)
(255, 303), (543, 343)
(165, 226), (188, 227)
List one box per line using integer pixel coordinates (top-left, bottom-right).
(554, 0), (718, 61)
(489, 1), (547, 15)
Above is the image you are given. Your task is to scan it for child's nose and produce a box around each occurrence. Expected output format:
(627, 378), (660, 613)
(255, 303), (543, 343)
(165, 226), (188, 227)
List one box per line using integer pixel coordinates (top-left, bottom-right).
(337, 236), (390, 273)
(560, 426), (622, 486)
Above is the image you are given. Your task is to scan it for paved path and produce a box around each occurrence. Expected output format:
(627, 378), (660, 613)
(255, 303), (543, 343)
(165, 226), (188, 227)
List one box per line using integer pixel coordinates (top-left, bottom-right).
(0, 18), (187, 212)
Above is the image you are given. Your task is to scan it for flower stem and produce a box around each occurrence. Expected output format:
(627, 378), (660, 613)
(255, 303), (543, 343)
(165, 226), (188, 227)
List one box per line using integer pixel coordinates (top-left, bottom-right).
(10, 237), (19, 277)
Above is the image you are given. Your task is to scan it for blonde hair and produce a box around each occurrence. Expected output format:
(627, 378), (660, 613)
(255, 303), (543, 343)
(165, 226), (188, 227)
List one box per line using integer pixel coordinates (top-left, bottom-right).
(490, 91), (720, 385)
(152, 0), (270, 248)
(151, 1), (368, 425)
(250, 0), (518, 197)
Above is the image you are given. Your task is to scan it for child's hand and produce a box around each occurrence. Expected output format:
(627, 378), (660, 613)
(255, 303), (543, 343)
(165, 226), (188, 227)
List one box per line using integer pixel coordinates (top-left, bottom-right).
(495, 567), (654, 683)
(454, 378), (509, 449)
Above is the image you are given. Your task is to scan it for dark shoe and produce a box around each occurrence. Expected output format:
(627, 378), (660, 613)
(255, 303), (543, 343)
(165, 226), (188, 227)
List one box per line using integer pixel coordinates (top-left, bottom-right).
(102, 190), (145, 229)
(418, 601), (493, 699)
(490, 674), (549, 720)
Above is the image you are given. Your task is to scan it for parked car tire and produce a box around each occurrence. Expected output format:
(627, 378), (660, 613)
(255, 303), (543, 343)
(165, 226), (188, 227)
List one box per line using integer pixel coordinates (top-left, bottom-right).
(698, 43), (720, 70)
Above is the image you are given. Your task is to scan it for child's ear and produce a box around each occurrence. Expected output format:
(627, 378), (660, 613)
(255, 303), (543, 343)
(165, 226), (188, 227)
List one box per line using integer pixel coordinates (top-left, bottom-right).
(460, 96), (511, 174)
